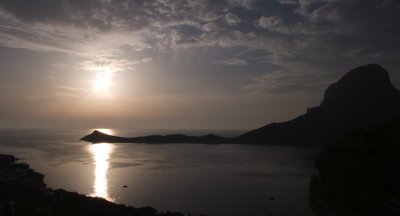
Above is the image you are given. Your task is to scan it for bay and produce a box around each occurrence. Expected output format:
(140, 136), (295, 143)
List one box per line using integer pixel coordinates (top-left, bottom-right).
(0, 128), (317, 216)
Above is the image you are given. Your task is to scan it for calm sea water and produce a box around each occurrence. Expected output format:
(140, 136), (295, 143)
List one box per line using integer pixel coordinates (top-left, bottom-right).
(0, 128), (318, 216)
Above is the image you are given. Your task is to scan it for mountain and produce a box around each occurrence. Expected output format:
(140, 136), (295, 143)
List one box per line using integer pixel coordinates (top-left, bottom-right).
(233, 64), (400, 145)
(81, 64), (400, 146)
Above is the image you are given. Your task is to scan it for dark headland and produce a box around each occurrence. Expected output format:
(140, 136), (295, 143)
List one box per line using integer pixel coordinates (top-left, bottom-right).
(81, 64), (400, 146)
(0, 154), (200, 216)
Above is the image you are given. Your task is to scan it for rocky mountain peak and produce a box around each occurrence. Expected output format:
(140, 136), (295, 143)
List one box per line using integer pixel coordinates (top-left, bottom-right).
(320, 64), (400, 109)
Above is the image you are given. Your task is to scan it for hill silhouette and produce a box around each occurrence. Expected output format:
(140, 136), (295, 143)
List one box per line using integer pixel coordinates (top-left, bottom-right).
(81, 64), (400, 146)
(309, 119), (400, 215)
(81, 130), (227, 144)
(233, 64), (400, 145)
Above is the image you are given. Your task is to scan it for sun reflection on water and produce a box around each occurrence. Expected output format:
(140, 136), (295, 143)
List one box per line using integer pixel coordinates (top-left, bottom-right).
(89, 143), (114, 201)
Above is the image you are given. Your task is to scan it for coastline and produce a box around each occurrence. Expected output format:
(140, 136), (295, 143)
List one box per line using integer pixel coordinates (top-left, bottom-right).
(0, 154), (198, 216)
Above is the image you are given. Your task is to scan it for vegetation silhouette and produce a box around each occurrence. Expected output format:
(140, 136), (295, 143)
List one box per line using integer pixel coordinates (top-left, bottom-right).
(309, 119), (400, 216)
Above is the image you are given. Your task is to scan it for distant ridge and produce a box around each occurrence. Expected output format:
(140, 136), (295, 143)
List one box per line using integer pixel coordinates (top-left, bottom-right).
(81, 64), (400, 146)
(81, 130), (227, 144)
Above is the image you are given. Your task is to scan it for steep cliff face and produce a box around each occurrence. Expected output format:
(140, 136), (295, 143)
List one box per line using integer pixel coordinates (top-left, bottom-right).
(234, 64), (400, 146)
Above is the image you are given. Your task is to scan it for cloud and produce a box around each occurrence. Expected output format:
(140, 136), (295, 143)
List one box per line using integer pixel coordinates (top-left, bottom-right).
(230, 0), (259, 10)
(275, 0), (298, 5)
(256, 15), (282, 30)
(225, 12), (241, 25)
(201, 22), (218, 32)
(0, 0), (399, 97)
(243, 68), (329, 95)
(0, 0), (112, 30)
(212, 58), (248, 65)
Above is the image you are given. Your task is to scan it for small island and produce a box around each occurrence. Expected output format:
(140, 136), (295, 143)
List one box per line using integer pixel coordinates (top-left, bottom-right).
(80, 130), (229, 144)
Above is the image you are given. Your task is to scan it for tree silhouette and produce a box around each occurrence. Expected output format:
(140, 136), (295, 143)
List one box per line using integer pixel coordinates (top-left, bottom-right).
(310, 119), (400, 216)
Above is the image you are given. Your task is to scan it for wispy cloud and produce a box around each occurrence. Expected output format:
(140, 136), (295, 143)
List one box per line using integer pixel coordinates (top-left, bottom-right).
(225, 12), (241, 26)
(212, 58), (248, 66)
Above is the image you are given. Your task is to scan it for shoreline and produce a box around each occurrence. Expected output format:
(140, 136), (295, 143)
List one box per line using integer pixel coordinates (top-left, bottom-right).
(0, 154), (203, 216)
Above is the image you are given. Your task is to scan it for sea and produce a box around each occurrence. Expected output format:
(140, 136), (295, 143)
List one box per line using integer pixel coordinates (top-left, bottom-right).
(0, 128), (318, 216)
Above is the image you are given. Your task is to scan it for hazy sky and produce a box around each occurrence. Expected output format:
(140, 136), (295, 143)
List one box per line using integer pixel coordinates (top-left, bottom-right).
(0, 0), (399, 130)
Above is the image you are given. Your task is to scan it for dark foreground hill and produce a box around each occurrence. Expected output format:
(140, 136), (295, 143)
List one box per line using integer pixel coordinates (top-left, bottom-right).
(309, 119), (400, 216)
(81, 64), (400, 146)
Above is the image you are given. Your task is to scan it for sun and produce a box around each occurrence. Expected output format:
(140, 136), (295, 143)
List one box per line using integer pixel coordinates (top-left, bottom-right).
(95, 69), (113, 92)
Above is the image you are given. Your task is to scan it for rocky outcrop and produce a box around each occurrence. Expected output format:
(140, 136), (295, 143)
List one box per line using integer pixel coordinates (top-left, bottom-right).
(233, 64), (400, 146)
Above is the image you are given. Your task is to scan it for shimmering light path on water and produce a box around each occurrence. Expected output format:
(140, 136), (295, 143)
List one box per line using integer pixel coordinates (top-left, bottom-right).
(88, 128), (115, 201)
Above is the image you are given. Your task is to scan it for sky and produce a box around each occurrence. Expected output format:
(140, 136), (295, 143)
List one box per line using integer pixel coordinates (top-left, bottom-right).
(0, 0), (399, 130)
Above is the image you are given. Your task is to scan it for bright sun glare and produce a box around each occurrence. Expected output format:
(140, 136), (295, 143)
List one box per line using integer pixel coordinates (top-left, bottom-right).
(95, 69), (113, 92)
(95, 128), (114, 135)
